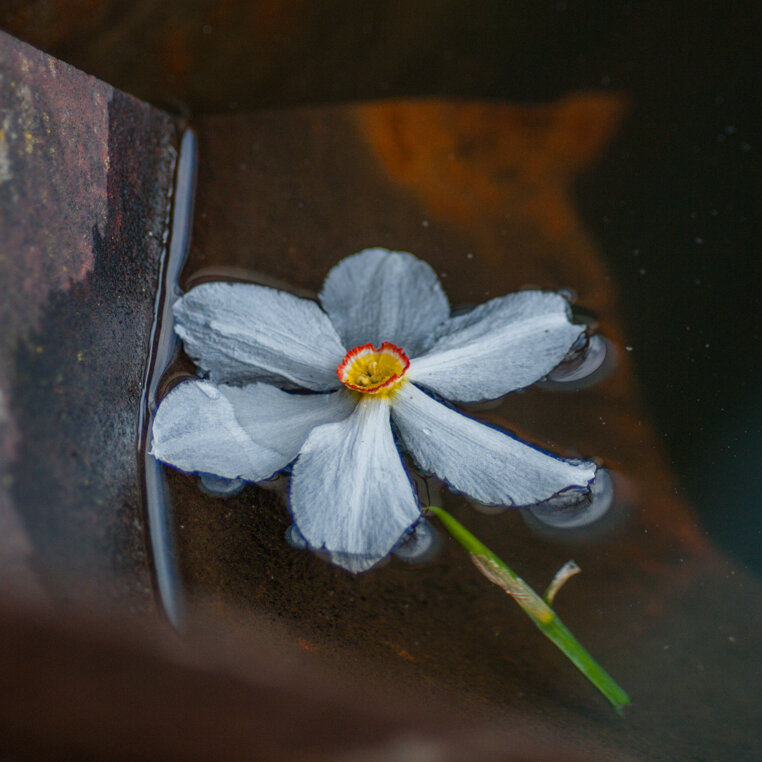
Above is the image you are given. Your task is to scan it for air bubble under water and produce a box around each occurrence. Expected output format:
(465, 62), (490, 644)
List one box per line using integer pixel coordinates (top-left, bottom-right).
(198, 472), (246, 497)
(523, 468), (616, 534)
(541, 334), (613, 391)
(285, 523), (308, 550)
(286, 518), (443, 566)
(392, 518), (442, 564)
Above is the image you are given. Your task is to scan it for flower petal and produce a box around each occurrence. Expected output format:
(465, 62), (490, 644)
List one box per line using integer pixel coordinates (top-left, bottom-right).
(289, 396), (421, 567)
(174, 282), (347, 390)
(319, 249), (449, 357)
(287, 524), (381, 572)
(321, 551), (384, 574)
(392, 383), (596, 507)
(151, 380), (356, 481)
(408, 291), (584, 402)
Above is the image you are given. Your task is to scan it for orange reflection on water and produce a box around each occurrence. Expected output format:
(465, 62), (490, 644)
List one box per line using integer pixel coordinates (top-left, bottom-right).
(356, 94), (626, 238)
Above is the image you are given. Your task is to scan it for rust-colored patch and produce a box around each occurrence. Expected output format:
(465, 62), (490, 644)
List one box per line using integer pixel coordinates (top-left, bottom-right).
(0, 0), (108, 49)
(355, 95), (628, 314)
(297, 638), (318, 653)
(160, 23), (193, 85)
(0, 33), (110, 329)
(356, 95), (625, 233)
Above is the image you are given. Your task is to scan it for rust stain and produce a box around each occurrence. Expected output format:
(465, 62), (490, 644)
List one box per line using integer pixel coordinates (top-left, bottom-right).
(0, 31), (110, 475)
(0, 36), (110, 325)
(356, 94), (625, 234)
(1, 0), (108, 49)
(297, 638), (318, 653)
(382, 640), (416, 662)
(355, 95), (628, 313)
(160, 23), (192, 85)
(152, 0), (308, 95)
(0, 123), (11, 183)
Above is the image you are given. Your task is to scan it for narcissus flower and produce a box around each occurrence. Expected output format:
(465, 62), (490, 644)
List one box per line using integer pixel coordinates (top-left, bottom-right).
(151, 249), (596, 572)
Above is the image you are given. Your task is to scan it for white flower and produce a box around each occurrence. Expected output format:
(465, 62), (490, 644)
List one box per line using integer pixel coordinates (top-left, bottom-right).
(151, 248), (596, 572)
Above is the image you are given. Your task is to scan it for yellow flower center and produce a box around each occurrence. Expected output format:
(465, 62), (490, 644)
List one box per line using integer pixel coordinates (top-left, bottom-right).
(337, 342), (410, 395)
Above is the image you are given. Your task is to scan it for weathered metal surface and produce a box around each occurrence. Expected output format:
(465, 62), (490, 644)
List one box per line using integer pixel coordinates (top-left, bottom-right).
(0, 29), (181, 607)
(168, 100), (762, 760)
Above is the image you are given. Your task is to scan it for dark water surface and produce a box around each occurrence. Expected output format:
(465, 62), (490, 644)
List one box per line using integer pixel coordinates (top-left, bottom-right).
(143, 101), (760, 760)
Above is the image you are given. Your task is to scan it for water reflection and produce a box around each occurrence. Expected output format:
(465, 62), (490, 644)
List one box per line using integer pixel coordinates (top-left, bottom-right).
(522, 469), (629, 541)
(392, 518), (442, 564)
(285, 523), (307, 550)
(139, 128), (197, 630)
(541, 334), (614, 391)
(466, 495), (510, 516)
(198, 473), (246, 497)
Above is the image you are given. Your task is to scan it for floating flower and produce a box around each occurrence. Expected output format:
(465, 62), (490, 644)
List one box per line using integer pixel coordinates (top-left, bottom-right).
(151, 249), (596, 572)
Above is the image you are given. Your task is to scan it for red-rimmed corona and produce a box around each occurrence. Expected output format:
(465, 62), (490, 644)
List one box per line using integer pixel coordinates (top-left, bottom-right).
(337, 341), (410, 395)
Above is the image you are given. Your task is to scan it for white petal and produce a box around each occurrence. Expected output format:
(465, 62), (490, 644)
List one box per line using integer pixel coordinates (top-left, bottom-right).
(322, 551), (383, 573)
(408, 291), (584, 402)
(392, 383), (596, 507)
(174, 282), (346, 390)
(286, 523), (383, 572)
(319, 249), (449, 357)
(151, 380), (356, 481)
(289, 396), (421, 566)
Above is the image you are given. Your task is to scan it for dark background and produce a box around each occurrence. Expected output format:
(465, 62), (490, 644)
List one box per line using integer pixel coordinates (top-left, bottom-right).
(3, 0), (759, 569)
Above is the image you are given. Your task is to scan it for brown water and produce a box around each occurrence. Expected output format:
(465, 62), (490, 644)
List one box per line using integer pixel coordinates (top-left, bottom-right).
(143, 102), (762, 760)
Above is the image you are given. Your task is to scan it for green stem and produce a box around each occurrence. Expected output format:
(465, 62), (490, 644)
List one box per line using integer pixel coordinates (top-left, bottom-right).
(427, 505), (630, 714)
